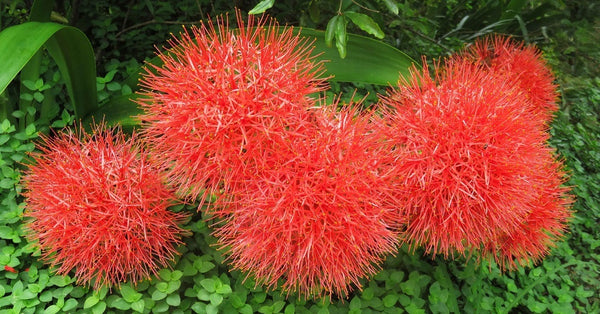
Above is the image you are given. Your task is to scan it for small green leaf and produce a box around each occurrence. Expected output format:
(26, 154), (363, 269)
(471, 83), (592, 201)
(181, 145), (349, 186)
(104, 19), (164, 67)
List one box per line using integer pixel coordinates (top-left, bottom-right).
(284, 304), (295, 314)
(240, 304), (253, 314)
(206, 303), (219, 314)
(249, 0), (275, 14)
(216, 284), (232, 295)
(210, 293), (223, 306)
(44, 305), (61, 314)
(273, 301), (286, 313)
(91, 301), (106, 314)
(156, 282), (169, 293)
(349, 296), (362, 310)
(84, 295), (100, 309)
(325, 15), (340, 47)
(62, 299), (78, 311)
(49, 275), (71, 287)
(334, 15), (348, 58)
(166, 293), (181, 306)
(382, 0), (399, 14)
(151, 290), (167, 301)
(383, 294), (398, 307)
(344, 12), (384, 39)
(120, 284), (142, 303)
(131, 299), (145, 313)
(200, 279), (216, 293)
(159, 269), (172, 281)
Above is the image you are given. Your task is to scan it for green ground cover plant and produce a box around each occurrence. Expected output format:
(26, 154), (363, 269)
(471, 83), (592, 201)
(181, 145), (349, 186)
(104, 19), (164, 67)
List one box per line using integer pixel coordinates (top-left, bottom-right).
(1, 0), (599, 313)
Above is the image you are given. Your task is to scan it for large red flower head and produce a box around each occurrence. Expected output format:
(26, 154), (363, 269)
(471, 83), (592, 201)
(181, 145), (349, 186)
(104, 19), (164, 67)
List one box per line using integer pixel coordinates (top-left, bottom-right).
(22, 124), (189, 289)
(461, 36), (559, 124)
(138, 11), (327, 203)
(380, 59), (571, 261)
(212, 105), (403, 298)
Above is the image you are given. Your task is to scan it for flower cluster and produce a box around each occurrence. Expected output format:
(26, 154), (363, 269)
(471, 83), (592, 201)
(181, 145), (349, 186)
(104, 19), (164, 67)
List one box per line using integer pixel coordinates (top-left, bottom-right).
(380, 39), (572, 269)
(22, 124), (189, 289)
(22, 10), (572, 300)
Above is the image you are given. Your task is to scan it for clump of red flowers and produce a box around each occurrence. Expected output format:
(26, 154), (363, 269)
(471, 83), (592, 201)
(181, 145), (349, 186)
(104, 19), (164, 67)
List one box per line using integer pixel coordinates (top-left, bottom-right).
(22, 124), (189, 289)
(211, 105), (403, 298)
(380, 53), (572, 268)
(138, 12), (327, 204)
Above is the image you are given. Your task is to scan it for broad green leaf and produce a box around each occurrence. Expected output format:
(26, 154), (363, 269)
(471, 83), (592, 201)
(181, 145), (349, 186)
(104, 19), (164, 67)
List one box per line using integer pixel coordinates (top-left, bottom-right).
(0, 22), (97, 120)
(298, 28), (417, 84)
(344, 12), (385, 39)
(101, 27), (417, 128)
(249, 0), (275, 14)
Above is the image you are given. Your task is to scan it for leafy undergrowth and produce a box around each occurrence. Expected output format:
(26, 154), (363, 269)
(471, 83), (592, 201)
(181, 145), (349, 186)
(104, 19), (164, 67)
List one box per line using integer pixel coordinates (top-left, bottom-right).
(1, 78), (599, 314)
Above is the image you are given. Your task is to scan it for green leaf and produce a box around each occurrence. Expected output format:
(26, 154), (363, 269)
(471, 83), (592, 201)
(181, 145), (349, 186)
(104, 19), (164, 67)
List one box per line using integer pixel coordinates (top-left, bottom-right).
(200, 279), (216, 293)
(210, 293), (223, 306)
(349, 296), (362, 310)
(381, 0), (399, 14)
(383, 294), (398, 307)
(298, 28), (416, 84)
(91, 301), (106, 314)
(0, 22), (97, 119)
(166, 293), (181, 306)
(84, 295), (100, 309)
(120, 284), (142, 303)
(249, 0), (275, 14)
(344, 12), (384, 39)
(334, 15), (348, 58)
(131, 299), (145, 313)
(325, 16), (340, 47)
(62, 299), (78, 311)
(49, 275), (71, 287)
(43, 305), (61, 314)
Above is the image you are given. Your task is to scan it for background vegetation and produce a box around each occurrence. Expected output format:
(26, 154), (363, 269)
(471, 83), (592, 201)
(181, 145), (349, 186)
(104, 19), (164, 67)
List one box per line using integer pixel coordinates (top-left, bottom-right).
(1, 0), (599, 313)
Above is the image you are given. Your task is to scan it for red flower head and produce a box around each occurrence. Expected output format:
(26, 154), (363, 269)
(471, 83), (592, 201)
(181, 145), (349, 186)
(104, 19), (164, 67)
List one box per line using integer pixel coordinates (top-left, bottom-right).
(461, 36), (559, 124)
(380, 58), (571, 261)
(212, 105), (403, 298)
(22, 124), (189, 289)
(138, 11), (327, 203)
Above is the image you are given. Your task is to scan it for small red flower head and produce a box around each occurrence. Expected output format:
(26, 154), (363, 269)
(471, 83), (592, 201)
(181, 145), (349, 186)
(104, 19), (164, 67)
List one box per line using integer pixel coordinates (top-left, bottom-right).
(461, 36), (559, 123)
(22, 124), (188, 289)
(138, 11), (327, 203)
(212, 105), (403, 298)
(381, 59), (571, 259)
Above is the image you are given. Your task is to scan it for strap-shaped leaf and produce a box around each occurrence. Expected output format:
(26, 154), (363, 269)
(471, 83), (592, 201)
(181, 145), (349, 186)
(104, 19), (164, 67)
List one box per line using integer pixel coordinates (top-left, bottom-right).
(0, 22), (97, 120)
(298, 28), (417, 85)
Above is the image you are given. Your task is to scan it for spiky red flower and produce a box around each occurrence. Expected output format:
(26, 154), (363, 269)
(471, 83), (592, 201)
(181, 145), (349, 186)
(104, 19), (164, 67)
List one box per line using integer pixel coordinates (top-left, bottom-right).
(22, 124), (188, 289)
(380, 59), (571, 262)
(461, 36), (559, 123)
(138, 12), (327, 203)
(212, 105), (403, 298)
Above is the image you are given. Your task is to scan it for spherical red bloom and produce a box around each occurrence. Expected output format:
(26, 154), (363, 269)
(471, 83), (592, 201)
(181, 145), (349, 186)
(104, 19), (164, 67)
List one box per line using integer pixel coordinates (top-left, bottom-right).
(22, 124), (189, 289)
(461, 36), (559, 123)
(211, 106), (403, 298)
(138, 11), (327, 203)
(380, 59), (571, 259)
